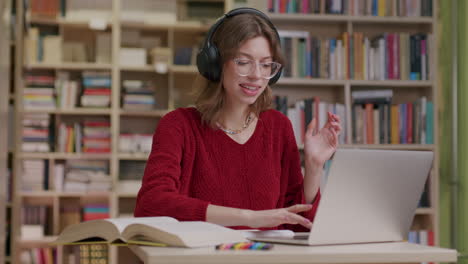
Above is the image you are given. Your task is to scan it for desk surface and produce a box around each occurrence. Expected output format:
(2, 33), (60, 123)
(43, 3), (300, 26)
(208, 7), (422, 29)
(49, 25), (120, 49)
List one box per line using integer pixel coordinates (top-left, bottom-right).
(130, 242), (457, 264)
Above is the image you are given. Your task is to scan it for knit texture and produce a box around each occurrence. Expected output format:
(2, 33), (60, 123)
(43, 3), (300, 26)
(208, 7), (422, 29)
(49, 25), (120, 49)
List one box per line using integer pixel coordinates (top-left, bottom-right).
(134, 107), (321, 231)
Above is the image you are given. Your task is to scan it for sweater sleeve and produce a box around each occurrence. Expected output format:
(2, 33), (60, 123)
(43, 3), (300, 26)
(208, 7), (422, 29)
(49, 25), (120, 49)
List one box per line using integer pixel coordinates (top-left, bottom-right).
(134, 111), (210, 221)
(280, 117), (321, 232)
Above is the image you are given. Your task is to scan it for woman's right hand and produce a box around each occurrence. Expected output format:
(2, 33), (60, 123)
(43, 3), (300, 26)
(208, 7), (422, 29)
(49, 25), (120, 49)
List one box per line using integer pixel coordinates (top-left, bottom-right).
(242, 204), (313, 229)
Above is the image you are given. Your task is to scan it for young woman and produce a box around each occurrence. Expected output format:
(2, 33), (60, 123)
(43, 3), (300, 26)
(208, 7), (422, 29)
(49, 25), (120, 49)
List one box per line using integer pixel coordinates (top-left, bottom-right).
(134, 8), (342, 231)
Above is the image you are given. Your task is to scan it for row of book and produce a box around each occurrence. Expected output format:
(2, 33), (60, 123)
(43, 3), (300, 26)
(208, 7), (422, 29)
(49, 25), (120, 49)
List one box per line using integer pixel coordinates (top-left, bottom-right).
(408, 229), (434, 246)
(24, 27), (111, 65)
(81, 72), (112, 108)
(268, 0), (433, 17)
(20, 248), (57, 264)
(57, 119), (111, 153)
(276, 97), (347, 146)
(24, 72), (164, 110)
(279, 31), (430, 81)
(351, 91), (433, 144)
(274, 92), (433, 146)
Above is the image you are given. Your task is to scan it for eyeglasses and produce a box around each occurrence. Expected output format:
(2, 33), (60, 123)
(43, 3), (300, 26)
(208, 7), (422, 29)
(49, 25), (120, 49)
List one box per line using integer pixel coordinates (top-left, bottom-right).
(233, 58), (282, 79)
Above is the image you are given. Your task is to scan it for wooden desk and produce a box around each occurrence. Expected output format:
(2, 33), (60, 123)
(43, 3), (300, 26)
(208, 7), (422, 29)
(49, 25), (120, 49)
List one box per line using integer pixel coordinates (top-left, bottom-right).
(129, 242), (457, 264)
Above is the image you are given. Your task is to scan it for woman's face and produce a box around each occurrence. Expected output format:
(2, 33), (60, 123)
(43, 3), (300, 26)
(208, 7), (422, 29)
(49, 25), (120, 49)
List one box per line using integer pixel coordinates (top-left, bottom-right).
(222, 36), (273, 108)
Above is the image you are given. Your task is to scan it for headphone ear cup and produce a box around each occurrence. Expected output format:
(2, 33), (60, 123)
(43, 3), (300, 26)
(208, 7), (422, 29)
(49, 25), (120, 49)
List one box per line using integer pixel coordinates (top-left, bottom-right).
(196, 45), (221, 82)
(268, 67), (282, 85)
(206, 45), (221, 82)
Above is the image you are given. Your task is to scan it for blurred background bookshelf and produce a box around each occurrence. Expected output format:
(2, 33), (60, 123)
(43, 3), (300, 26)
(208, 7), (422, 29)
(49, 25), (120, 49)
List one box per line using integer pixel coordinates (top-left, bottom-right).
(3, 0), (440, 263)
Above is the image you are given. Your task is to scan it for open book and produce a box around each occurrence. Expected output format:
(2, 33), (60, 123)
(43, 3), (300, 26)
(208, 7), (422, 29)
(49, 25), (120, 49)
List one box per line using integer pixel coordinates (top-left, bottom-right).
(53, 217), (247, 248)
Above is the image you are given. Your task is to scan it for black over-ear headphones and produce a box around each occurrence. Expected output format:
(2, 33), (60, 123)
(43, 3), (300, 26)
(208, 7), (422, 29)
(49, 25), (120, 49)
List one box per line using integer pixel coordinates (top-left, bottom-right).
(196, 7), (282, 85)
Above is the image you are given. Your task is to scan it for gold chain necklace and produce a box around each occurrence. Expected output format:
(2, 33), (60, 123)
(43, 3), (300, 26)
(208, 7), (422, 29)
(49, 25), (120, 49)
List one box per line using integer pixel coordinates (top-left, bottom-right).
(216, 114), (254, 135)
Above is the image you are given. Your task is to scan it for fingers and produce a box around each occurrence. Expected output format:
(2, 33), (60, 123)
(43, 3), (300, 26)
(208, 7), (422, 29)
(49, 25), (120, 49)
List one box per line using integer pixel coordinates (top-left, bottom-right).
(286, 204), (313, 213)
(306, 117), (318, 136)
(283, 213), (312, 229)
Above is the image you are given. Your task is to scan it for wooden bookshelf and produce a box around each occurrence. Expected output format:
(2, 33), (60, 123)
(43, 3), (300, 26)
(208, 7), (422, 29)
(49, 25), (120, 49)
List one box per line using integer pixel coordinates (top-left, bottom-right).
(11, 0), (440, 263)
(0, 0), (13, 263)
(242, 0), (439, 248)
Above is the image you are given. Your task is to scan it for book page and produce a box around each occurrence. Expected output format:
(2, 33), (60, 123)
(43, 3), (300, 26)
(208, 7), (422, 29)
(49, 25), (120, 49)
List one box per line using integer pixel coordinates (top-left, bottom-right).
(124, 221), (246, 247)
(105, 216), (177, 233)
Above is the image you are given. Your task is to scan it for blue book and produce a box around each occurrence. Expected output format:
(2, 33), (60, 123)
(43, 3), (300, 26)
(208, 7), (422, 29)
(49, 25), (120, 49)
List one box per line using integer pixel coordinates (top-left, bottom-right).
(426, 102), (434, 144)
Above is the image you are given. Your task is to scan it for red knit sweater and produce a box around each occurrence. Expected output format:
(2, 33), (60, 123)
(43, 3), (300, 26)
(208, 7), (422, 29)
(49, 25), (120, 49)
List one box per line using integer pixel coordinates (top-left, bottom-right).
(134, 107), (321, 231)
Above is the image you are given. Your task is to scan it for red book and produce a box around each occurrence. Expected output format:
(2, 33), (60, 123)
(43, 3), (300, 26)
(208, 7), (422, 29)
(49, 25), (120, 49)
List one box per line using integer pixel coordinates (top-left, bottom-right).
(83, 89), (111, 95)
(365, 103), (374, 144)
(83, 121), (110, 127)
(83, 147), (111, 153)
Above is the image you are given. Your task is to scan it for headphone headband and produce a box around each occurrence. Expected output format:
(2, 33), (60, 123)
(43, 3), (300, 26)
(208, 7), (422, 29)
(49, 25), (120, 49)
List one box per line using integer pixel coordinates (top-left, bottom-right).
(196, 7), (283, 85)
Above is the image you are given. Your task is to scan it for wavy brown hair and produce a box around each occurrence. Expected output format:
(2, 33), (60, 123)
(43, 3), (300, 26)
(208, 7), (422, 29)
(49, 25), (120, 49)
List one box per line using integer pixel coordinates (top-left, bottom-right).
(194, 13), (285, 128)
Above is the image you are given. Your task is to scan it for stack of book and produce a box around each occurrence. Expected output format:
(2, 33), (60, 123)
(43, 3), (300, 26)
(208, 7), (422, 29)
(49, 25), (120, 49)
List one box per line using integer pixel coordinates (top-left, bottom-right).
(21, 160), (47, 192)
(23, 73), (56, 110)
(122, 80), (156, 110)
(22, 113), (51, 152)
(82, 119), (111, 153)
(82, 204), (110, 221)
(119, 133), (152, 153)
(80, 71), (111, 108)
(63, 160), (110, 193)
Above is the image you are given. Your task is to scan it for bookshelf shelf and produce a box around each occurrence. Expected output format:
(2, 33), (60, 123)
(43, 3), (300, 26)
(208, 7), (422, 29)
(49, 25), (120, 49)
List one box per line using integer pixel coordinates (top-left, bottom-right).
(276, 78), (433, 87)
(277, 78), (345, 86)
(16, 236), (58, 248)
(268, 13), (433, 24)
(120, 65), (154, 72)
(29, 16), (113, 28)
(58, 192), (111, 198)
(19, 191), (56, 197)
(170, 65), (199, 74)
(340, 144), (436, 151)
(119, 109), (168, 117)
(348, 80), (434, 87)
(118, 153), (149, 161)
(22, 108), (112, 115)
(117, 193), (138, 198)
(19, 152), (111, 160)
(121, 21), (210, 31)
(121, 65), (199, 74)
(25, 63), (112, 70)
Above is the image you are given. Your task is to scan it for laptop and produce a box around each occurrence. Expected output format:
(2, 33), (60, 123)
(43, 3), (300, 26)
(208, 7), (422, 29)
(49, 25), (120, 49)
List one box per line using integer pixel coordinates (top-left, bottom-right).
(249, 148), (433, 246)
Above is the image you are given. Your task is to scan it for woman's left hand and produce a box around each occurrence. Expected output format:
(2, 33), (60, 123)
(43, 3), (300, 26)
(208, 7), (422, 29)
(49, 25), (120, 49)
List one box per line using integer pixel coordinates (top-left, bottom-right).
(304, 112), (342, 166)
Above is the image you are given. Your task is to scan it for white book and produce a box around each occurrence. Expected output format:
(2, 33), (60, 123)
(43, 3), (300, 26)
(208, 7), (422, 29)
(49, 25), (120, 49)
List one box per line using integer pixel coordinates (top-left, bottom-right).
(54, 164), (65, 192)
(336, 40), (343, 80)
(53, 217), (246, 248)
